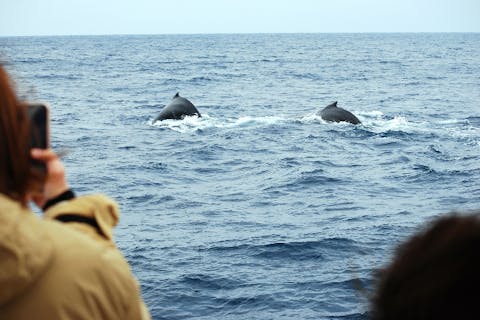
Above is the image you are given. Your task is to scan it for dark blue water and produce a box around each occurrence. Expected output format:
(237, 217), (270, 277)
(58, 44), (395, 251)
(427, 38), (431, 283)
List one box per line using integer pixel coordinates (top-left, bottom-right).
(2, 33), (480, 319)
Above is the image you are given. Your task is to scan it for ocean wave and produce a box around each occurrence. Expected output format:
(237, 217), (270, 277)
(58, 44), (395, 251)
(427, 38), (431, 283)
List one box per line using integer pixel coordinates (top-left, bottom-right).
(34, 73), (82, 81)
(291, 72), (323, 81)
(466, 116), (480, 127)
(148, 114), (289, 133)
(146, 109), (477, 142)
(403, 164), (479, 184)
(179, 274), (244, 291)
(204, 238), (362, 262)
(15, 57), (45, 64)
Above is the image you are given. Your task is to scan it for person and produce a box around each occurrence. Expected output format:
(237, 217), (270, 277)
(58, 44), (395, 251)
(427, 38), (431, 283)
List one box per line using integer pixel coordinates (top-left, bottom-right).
(371, 213), (480, 320)
(0, 64), (150, 319)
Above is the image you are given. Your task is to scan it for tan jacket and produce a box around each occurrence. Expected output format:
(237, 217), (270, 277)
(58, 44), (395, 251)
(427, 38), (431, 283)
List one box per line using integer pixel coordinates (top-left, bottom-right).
(0, 193), (150, 320)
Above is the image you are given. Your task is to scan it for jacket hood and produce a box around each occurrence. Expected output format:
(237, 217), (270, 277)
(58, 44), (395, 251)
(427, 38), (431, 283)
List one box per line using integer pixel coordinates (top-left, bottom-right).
(0, 194), (53, 305)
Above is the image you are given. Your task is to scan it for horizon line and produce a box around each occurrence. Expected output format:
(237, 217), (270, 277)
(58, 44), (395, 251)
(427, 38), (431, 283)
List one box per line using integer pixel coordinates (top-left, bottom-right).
(1, 31), (479, 38)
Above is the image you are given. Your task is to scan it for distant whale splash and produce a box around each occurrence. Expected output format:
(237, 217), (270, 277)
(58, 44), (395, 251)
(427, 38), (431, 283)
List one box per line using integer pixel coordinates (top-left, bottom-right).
(155, 93), (201, 121)
(318, 102), (361, 125)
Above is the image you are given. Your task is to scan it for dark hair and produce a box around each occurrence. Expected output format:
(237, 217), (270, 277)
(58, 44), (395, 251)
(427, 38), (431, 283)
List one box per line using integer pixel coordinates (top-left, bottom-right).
(0, 65), (40, 205)
(372, 213), (480, 319)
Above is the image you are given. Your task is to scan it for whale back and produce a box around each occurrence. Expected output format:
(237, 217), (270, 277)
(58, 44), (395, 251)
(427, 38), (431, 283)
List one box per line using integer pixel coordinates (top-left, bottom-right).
(155, 93), (201, 121)
(318, 101), (361, 125)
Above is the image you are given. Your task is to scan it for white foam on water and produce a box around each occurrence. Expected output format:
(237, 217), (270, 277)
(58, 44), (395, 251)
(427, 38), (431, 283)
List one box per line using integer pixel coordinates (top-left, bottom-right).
(147, 111), (480, 147)
(148, 113), (289, 133)
(371, 116), (411, 132)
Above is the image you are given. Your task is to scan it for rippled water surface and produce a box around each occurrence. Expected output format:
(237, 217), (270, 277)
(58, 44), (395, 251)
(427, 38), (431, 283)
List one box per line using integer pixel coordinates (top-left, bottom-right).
(2, 33), (480, 319)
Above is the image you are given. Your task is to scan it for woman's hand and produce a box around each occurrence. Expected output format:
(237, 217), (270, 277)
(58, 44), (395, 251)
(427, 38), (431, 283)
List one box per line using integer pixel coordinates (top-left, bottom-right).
(30, 148), (70, 208)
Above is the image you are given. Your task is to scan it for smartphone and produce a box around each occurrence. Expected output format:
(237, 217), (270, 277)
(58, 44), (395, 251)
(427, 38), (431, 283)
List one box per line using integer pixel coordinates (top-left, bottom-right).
(27, 103), (49, 173)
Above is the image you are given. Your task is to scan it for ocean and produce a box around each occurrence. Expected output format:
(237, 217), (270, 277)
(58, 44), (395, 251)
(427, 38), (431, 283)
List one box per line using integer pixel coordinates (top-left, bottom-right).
(1, 33), (480, 319)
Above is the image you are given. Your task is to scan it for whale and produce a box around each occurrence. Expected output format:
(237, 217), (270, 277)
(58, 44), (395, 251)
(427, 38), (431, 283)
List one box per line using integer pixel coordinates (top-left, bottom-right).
(154, 93), (201, 121)
(318, 102), (361, 124)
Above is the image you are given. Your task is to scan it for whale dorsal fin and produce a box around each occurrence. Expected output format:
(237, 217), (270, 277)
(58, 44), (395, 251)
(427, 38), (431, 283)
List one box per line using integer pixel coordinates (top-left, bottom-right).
(173, 92), (180, 99)
(325, 101), (338, 109)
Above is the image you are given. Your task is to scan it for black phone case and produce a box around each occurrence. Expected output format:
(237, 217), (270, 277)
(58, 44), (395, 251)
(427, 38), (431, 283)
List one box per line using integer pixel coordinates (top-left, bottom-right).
(27, 103), (49, 173)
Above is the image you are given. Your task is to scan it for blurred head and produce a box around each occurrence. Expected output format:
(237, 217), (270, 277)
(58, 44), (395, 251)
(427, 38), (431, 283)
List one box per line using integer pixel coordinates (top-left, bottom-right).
(372, 213), (480, 320)
(0, 65), (41, 205)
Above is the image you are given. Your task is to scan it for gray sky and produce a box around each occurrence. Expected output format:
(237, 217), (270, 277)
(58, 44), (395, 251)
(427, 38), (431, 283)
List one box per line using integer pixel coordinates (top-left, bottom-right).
(1, 0), (479, 36)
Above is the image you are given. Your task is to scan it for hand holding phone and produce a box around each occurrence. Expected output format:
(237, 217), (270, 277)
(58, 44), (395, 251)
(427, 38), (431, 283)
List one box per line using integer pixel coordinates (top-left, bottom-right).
(26, 103), (70, 208)
(30, 148), (70, 208)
